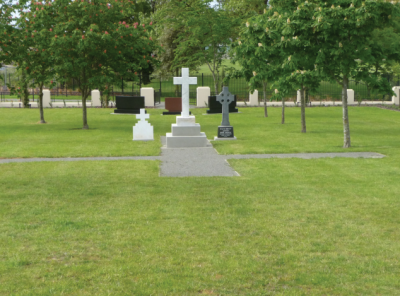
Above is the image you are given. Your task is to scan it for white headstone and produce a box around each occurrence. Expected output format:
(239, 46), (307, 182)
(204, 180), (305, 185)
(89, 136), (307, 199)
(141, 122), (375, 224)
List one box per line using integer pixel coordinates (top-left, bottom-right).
(91, 90), (101, 107)
(347, 89), (355, 104)
(297, 90), (301, 104)
(196, 87), (210, 107)
(140, 87), (154, 107)
(42, 89), (51, 107)
(249, 90), (259, 106)
(133, 109), (153, 141)
(173, 68), (197, 117)
(392, 86), (400, 105)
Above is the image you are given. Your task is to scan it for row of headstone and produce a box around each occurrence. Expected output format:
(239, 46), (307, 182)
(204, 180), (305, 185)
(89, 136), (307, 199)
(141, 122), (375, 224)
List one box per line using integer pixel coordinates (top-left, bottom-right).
(34, 86), (400, 109)
(33, 90), (102, 107)
(249, 88), (400, 105)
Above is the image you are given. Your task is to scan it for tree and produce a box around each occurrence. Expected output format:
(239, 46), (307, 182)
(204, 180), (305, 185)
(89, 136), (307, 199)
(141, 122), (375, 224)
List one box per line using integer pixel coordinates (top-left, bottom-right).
(47, 0), (159, 129)
(314, 0), (399, 147)
(267, 1), (322, 133)
(10, 0), (57, 122)
(221, 0), (269, 18)
(157, 0), (237, 94)
(232, 17), (283, 118)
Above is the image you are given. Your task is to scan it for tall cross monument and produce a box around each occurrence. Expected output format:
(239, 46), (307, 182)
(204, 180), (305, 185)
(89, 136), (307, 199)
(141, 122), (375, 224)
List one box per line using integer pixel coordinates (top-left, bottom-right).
(173, 68), (197, 117)
(165, 68), (208, 148)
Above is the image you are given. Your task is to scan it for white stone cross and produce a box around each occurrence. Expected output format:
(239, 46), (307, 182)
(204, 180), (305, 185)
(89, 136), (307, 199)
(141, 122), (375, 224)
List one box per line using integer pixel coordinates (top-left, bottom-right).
(173, 68), (197, 117)
(136, 108), (149, 121)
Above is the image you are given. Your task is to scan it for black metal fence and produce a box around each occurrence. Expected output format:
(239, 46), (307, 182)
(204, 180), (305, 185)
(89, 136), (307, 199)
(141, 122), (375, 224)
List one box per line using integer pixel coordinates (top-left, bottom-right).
(1, 73), (399, 104)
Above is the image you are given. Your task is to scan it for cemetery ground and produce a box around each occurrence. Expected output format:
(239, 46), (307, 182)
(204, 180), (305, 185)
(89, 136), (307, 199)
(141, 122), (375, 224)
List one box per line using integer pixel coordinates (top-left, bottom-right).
(0, 106), (399, 295)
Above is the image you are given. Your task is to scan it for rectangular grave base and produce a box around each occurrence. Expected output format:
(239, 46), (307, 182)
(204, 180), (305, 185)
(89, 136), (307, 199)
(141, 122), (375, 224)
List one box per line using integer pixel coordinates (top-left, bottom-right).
(171, 124), (201, 136)
(206, 109), (239, 114)
(214, 136), (237, 141)
(166, 132), (208, 148)
(163, 111), (191, 115)
(114, 109), (145, 114)
(217, 126), (234, 138)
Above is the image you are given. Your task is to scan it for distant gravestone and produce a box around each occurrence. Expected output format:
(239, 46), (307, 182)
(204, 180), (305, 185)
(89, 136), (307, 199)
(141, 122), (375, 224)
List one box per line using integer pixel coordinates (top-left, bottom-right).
(214, 87), (237, 140)
(206, 95), (238, 114)
(42, 89), (51, 108)
(133, 109), (153, 141)
(91, 90), (101, 107)
(114, 96), (145, 114)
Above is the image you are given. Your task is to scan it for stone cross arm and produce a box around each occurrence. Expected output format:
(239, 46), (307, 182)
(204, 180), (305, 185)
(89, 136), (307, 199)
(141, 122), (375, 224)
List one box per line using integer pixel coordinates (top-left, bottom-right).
(136, 109), (149, 121)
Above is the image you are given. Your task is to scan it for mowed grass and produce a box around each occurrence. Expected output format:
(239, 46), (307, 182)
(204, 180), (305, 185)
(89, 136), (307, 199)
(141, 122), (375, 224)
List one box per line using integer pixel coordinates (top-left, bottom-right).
(1, 106), (400, 158)
(0, 106), (400, 294)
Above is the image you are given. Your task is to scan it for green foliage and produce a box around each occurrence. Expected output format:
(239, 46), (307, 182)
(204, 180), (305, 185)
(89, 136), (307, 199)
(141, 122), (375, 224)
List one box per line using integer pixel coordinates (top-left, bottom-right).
(156, 0), (238, 93)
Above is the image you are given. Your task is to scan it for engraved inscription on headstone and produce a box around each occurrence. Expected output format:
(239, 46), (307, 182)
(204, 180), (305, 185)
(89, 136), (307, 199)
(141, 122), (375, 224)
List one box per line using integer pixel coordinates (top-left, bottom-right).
(218, 126), (234, 138)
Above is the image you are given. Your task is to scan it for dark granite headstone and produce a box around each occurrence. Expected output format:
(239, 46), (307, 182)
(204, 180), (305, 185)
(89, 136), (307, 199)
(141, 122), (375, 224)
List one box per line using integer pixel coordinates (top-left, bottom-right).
(215, 87), (236, 140)
(114, 96), (145, 114)
(206, 95), (238, 114)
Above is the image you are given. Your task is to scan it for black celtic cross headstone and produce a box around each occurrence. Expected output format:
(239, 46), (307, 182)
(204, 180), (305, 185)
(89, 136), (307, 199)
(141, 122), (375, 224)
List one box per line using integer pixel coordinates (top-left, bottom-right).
(215, 87), (236, 140)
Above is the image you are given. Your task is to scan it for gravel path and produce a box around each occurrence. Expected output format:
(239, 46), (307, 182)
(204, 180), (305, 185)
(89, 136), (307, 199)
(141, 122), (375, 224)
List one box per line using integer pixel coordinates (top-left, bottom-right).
(0, 138), (385, 177)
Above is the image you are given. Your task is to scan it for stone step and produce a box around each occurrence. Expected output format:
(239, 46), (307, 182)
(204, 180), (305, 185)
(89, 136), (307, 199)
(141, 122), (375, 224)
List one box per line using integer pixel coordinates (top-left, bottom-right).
(166, 132), (208, 148)
(171, 124), (201, 136)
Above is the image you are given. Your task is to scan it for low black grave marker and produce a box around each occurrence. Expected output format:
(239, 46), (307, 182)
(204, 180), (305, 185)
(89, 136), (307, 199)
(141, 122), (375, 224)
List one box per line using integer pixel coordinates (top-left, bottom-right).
(114, 96), (145, 114)
(206, 95), (238, 114)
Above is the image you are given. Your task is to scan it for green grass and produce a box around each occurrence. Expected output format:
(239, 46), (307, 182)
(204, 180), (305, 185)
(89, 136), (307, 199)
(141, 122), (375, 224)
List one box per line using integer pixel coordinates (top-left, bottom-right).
(1, 106), (399, 158)
(1, 106), (400, 294)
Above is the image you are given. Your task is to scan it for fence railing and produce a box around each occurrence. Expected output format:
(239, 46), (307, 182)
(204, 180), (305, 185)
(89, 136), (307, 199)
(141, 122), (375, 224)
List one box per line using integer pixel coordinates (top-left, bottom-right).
(1, 73), (399, 103)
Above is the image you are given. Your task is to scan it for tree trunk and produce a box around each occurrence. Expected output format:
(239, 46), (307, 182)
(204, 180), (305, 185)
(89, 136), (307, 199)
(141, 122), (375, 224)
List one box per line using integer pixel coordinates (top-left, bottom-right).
(102, 83), (110, 108)
(263, 81), (268, 117)
(82, 88), (89, 129)
(21, 70), (30, 108)
(281, 96), (285, 124)
(342, 76), (351, 148)
(38, 84), (46, 124)
(300, 87), (306, 133)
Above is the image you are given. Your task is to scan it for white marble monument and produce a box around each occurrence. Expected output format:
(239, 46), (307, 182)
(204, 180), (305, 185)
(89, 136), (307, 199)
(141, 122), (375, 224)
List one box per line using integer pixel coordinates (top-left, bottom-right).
(196, 87), (210, 107)
(91, 90), (101, 107)
(347, 89), (355, 104)
(249, 90), (259, 106)
(392, 86), (400, 105)
(140, 87), (154, 107)
(166, 68), (208, 148)
(133, 109), (154, 141)
(42, 89), (51, 107)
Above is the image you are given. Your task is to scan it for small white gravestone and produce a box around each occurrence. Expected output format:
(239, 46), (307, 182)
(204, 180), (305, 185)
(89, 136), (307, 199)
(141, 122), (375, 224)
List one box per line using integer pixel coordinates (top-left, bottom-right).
(392, 86), (400, 105)
(297, 90), (301, 104)
(249, 90), (259, 106)
(347, 89), (355, 104)
(42, 89), (51, 107)
(140, 87), (154, 107)
(197, 87), (210, 107)
(133, 109), (153, 141)
(91, 90), (101, 107)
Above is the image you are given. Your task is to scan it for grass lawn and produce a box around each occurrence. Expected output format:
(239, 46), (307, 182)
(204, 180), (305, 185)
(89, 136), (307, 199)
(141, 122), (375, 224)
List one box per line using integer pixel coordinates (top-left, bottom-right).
(1, 106), (400, 295)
